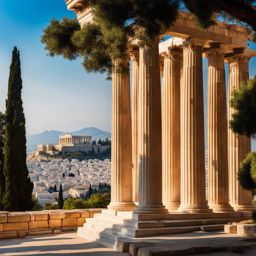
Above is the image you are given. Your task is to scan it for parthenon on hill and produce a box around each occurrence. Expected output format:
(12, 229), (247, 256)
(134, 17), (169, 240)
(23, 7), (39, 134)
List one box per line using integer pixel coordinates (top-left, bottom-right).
(65, 0), (256, 247)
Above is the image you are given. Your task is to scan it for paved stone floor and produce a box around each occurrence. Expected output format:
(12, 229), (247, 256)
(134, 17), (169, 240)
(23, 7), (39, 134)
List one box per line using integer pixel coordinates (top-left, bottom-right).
(121, 232), (256, 255)
(0, 232), (128, 256)
(0, 232), (256, 256)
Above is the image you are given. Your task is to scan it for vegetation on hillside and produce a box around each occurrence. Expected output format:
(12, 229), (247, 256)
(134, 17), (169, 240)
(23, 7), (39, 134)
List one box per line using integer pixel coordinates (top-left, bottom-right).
(38, 183), (111, 210)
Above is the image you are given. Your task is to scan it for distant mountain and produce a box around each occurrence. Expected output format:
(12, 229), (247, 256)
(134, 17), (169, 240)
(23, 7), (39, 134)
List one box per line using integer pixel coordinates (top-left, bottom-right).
(27, 127), (111, 152)
(72, 127), (111, 139)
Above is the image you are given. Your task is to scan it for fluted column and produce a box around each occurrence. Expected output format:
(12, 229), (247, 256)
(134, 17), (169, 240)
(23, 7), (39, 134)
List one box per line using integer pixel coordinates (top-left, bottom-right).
(162, 48), (182, 211)
(134, 39), (167, 214)
(228, 56), (253, 211)
(207, 50), (233, 212)
(108, 58), (135, 211)
(179, 41), (210, 213)
(131, 48), (139, 204)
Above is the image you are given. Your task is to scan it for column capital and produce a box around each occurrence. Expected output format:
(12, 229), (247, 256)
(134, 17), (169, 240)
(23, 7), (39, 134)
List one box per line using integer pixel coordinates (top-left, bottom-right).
(130, 47), (139, 62)
(182, 38), (204, 50)
(112, 56), (130, 74)
(204, 48), (225, 58)
(205, 49), (225, 69)
(225, 54), (250, 64)
(163, 46), (183, 62)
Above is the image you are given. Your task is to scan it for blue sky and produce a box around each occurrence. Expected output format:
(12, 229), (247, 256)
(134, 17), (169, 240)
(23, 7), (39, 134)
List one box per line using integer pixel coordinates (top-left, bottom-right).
(0, 0), (112, 135)
(0, 0), (255, 136)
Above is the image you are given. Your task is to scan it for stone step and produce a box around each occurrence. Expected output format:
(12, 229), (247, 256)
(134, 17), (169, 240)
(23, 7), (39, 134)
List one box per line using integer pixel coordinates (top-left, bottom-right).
(201, 224), (224, 232)
(78, 231), (114, 248)
(133, 212), (244, 221)
(78, 226), (117, 247)
(86, 217), (124, 227)
(124, 217), (244, 229)
(120, 223), (229, 238)
(85, 216), (124, 230)
(121, 225), (201, 238)
(84, 221), (122, 235)
(93, 212), (128, 222)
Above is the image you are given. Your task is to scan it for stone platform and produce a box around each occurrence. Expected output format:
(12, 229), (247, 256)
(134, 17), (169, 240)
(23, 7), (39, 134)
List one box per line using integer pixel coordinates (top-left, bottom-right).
(77, 210), (248, 248)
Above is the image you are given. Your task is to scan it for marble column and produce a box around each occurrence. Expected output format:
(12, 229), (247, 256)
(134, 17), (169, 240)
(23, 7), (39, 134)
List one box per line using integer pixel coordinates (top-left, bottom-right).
(134, 39), (167, 214)
(108, 58), (135, 211)
(131, 48), (139, 204)
(179, 41), (210, 213)
(162, 48), (182, 211)
(207, 50), (233, 212)
(228, 56), (253, 211)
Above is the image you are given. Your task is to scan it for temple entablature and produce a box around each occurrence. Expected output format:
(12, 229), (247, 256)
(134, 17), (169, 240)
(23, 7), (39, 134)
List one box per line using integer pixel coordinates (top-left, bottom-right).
(65, 0), (255, 55)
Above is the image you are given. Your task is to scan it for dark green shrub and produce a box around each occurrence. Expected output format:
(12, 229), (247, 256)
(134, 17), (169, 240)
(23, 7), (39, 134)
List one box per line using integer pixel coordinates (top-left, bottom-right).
(63, 198), (87, 210)
(44, 202), (59, 210)
(238, 153), (255, 191)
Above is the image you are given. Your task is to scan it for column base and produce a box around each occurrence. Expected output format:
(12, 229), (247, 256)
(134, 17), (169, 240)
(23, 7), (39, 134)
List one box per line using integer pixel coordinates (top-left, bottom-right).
(108, 202), (136, 211)
(178, 204), (213, 214)
(232, 204), (255, 212)
(164, 202), (181, 212)
(210, 204), (234, 213)
(133, 204), (168, 214)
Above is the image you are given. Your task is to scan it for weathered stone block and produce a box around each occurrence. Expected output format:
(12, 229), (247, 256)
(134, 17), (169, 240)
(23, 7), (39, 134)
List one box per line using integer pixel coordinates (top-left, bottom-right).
(62, 218), (78, 227)
(18, 232), (28, 238)
(8, 213), (30, 223)
(89, 209), (102, 218)
(49, 219), (62, 228)
(237, 224), (256, 237)
(49, 211), (66, 220)
(64, 211), (81, 218)
(224, 224), (237, 234)
(61, 227), (77, 232)
(53, 229), (62, 235)
(0, 213), (7, 223)
(77, 217), (86, 227)
(80, 210), (90, 218)
(28, 230), (52, 236)
(29, 221), (49, 230)
(0, 231), (18, 239)
(30, 212), (49, 221)
(4, 222), (28, 231)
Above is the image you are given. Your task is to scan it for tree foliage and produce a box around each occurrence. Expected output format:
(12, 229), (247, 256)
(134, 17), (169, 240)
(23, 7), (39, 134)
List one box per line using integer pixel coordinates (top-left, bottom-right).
(230, 77), (256, 137)
(3, 47), (33, 211)
(238, 152), (256, 191)
(41, 0), (256, 76)
(58, 184), (64, 209)
(63, 192), (110, 209)
(0, 113), (5, 209)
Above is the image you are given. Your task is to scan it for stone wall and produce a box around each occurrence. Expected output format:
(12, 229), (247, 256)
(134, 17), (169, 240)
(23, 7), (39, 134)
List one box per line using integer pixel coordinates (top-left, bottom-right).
(0, 209), (102, 239)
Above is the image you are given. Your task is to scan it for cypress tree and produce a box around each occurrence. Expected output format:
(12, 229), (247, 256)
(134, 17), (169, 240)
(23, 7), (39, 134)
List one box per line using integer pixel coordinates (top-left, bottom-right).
(58, 184), (64, 209)
(0, 113), (5, 209)
(3, 47), (33, 211)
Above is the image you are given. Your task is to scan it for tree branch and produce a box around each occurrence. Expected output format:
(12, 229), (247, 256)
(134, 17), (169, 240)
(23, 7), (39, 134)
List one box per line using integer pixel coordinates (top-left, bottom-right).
(219, 0), (256, 30)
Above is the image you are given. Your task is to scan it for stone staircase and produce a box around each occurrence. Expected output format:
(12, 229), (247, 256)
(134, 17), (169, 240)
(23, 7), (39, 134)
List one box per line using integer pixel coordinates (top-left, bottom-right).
(77, 210), (247, 248)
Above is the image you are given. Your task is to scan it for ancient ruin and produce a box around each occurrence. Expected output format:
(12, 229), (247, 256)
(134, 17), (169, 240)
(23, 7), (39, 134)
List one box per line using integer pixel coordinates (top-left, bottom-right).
(65, 0), (256, 247)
